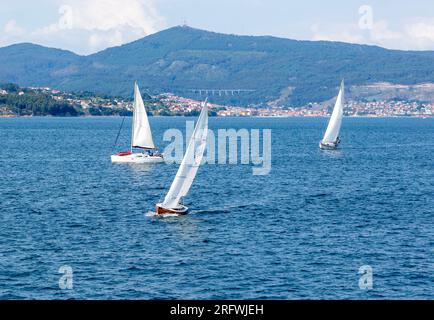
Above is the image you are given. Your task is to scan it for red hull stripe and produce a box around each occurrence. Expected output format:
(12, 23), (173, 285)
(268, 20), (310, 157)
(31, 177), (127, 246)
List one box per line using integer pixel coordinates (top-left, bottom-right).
(116, 152), (133, 156)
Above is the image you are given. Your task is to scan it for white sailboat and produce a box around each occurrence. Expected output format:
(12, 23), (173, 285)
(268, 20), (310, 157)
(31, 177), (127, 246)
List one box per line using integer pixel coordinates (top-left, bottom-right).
(320, 80), (345, 150)
(156, 100), (209, 215)
(111, 82), (164, 164)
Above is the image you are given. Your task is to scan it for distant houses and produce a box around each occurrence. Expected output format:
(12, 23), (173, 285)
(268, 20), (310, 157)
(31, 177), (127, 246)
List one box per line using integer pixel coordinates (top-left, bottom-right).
(1, 84), (433, 118)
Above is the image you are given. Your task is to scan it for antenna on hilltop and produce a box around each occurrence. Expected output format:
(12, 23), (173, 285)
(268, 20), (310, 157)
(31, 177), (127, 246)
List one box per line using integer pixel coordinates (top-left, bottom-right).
(182, 19), (188, 27)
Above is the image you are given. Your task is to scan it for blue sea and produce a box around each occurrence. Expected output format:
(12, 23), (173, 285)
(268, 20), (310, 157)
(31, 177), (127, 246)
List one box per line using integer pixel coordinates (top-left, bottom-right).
(0, 116), (433, 299)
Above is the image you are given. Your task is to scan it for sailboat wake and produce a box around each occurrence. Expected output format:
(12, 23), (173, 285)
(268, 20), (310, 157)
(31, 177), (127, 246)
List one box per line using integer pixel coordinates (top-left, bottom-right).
(145, 211), (158, 217)
(145, 211), (182, 218)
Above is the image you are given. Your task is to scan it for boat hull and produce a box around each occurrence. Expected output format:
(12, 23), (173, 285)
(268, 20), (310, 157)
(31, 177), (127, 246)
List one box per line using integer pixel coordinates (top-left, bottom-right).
(155, 203), (189, 215)
(319, 141), (339, 150)
(111, 152), (164, 164)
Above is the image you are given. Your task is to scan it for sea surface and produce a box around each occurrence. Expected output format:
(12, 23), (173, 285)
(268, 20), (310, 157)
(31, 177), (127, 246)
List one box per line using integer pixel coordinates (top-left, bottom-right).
(0, 116), (433, 299)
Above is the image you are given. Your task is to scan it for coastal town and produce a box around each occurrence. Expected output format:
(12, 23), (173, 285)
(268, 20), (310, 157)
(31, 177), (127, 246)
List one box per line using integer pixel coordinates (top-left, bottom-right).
(1, 85), (433, 118)
(216, 100), (434, 117)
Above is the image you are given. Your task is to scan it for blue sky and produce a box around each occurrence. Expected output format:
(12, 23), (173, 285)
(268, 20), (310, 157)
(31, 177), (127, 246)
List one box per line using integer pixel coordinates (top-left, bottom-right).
(1, 0), (434, 54)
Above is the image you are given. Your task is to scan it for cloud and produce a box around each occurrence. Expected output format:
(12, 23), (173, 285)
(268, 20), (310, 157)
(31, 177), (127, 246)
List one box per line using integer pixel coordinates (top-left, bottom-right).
(311, 23), (365, 44)
(38, 0), (162, 33)
(404, 18), (434, 49)
(406, 19), (434, 41)
(370, 20), (402, 42)
(0, 20), (27, 48)
(1, 0), (165, 54)
(35, 0), (165, 53)
(311, 18), (434, 51)
(3, 20), (26, 36)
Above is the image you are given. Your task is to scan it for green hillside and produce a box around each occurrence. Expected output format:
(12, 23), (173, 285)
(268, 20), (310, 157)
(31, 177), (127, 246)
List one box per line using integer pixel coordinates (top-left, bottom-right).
(1, 26), (434, 106)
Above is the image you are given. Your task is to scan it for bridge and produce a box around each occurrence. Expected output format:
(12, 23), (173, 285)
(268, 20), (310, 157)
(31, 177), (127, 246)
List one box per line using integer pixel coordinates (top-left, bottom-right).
(186, 89), (256, 96)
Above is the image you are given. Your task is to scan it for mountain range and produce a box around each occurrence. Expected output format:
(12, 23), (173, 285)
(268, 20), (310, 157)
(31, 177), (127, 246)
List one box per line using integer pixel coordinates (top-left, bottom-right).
(1, 26), (434, 106)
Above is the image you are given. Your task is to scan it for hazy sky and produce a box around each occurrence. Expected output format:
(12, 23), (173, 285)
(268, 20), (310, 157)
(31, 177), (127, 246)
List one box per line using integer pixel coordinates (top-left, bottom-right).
(1, 0), (434, 54)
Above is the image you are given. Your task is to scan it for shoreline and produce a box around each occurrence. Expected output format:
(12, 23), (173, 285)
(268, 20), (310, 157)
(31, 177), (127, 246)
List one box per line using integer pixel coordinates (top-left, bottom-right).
(1, 114), (432, 119)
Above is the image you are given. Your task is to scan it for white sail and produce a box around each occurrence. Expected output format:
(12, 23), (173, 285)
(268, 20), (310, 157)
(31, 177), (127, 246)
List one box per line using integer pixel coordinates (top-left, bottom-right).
(162, 101), (209, 209)
(131, 83), (155, 149)
(322, 80), (344, 144)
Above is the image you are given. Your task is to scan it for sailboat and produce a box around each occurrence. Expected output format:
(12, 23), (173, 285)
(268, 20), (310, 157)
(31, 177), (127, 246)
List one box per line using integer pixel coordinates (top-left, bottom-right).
(111, 82), (164, 164)
(156, 100), (209, 215)
(319, 80), (345, 150)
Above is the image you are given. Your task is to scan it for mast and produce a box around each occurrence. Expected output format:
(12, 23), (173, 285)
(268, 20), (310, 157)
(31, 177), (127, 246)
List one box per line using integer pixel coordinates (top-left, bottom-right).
(130, 82), (137, 153)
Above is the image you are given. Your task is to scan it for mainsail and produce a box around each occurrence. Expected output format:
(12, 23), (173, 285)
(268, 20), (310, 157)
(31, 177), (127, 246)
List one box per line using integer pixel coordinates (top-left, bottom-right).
(322, 80), (344, 144)
(131, 83), (155, 149)
(162, 101), (209, 209)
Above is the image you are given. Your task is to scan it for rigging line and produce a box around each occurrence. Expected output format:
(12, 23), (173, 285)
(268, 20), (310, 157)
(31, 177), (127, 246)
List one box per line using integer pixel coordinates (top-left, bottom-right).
(113, 115), (127, 150)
